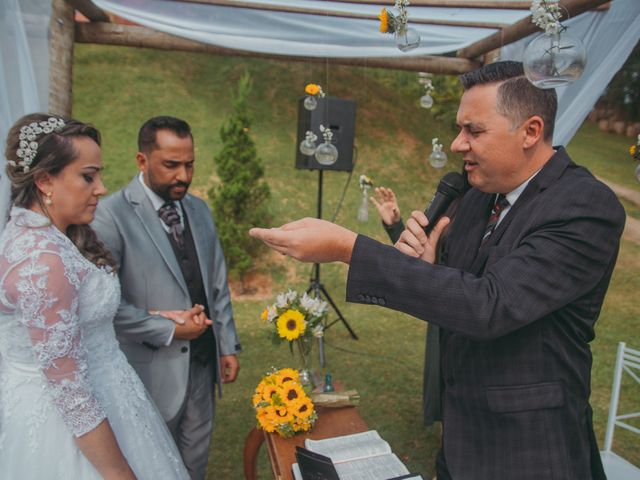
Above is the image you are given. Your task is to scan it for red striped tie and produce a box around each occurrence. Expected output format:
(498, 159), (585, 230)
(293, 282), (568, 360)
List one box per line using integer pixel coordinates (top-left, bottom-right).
(481, 194), (509, 245)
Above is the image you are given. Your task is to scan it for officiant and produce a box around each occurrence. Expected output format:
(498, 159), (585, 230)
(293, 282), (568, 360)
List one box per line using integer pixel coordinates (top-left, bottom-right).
(250, 61), (624, 480)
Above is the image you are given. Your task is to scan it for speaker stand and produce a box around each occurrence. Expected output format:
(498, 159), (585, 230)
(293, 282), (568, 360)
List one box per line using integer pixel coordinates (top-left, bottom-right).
(306, 170), (358, 368)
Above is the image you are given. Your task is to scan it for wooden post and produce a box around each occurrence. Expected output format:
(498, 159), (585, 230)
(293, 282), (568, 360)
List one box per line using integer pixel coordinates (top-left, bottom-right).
(48, 0), (75, 117)
(75, 22), (481, 74)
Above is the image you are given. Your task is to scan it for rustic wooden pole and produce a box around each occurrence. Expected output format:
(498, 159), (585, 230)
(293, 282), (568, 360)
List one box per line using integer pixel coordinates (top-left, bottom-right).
(48, 0), (75, 117)
(75, 22), (481, 74)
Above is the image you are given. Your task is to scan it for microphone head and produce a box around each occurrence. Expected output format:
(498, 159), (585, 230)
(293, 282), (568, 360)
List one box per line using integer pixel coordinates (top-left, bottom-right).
(437, 172), (466, 198)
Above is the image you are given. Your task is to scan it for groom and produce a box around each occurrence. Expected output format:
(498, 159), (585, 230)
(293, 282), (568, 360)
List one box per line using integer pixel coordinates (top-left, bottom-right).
(93, 116), (241, 479)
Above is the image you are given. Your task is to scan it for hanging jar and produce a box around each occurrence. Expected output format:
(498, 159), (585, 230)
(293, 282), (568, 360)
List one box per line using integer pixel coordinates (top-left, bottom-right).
(299, 131), (318, 156)
(395, 26), (420, 53)
(428, 138), (448, 169)
(523, 24), (586, 89)
(315, 125), (338, 166)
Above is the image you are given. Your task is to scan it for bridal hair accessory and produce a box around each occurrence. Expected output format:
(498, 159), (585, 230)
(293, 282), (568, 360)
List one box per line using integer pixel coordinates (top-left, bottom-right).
(9, 117), (66, 173)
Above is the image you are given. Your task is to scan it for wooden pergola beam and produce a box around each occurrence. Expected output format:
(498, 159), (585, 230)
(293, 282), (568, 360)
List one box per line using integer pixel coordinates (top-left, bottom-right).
(179, 0), (509, 28)
(327, 0), (531, 8)
(65, 0), (110, 22)
(75, 22), (481, 74)
(457, 0), (610, 59)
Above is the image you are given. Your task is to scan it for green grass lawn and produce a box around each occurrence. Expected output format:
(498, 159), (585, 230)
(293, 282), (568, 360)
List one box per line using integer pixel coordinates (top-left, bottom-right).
(73, 45), (640, 479)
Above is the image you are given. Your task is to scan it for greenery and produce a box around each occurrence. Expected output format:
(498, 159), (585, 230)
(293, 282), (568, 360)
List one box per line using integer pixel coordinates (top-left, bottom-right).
(208, 71), (271, 285)
(599, 43), (640, 122)
(73, 44), (640, 479)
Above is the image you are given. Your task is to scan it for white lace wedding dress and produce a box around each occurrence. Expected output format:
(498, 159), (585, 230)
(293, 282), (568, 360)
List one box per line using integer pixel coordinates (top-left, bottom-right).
(0, 207), (189, 479)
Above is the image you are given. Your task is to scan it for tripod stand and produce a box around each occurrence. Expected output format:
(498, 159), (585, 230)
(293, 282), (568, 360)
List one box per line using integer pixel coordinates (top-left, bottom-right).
(307, 170), (358, 342)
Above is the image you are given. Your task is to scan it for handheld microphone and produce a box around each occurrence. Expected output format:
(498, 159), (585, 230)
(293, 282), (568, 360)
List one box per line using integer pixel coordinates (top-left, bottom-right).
(423, 172), (467, 235)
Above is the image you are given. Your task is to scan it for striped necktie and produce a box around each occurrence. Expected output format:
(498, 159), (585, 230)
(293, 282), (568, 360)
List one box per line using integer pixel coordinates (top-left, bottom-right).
(158, 202), (184, 249)
(481, 194), (509, 245)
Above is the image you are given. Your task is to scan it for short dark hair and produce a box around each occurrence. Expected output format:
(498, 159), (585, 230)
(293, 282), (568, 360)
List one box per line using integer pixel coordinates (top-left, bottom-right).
(137, 116), (192, 154)
(459, 61), (557, 142)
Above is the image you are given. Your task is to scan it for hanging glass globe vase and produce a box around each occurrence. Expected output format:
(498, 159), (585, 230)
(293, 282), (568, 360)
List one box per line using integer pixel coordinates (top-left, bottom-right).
(395, 27), (420, 52)
(304, 95), (318, 111)
(299, 131), (318, 156)
(428, 139), (448, 169)
(523, 25), (586, 89)
(315, 142), (338, 166)
(428, 149), (448, 169)
(420, 93), (434, 109)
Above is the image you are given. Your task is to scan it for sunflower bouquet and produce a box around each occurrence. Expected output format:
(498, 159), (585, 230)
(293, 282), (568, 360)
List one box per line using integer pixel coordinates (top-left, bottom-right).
(260, 290), (328, 372)
(630, 134), (640, 160)
(252, 367), (318, 437)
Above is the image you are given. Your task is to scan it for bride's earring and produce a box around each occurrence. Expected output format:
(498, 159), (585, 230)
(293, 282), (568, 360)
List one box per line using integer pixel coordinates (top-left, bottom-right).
(44, 191), (52, 206)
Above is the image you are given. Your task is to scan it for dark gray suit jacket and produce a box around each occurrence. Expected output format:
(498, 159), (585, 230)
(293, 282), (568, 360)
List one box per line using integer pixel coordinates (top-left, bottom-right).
(346, 148), (625, 480)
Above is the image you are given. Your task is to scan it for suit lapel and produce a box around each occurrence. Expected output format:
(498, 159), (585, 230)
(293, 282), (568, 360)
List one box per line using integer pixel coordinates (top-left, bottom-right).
(181, 197), (211, 296)
(469, 148), (572, 274)
(124, 178), (189, 297)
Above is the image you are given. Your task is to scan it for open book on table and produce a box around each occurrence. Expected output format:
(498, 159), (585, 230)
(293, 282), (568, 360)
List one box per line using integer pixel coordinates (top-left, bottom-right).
(292, 430), (422, 480)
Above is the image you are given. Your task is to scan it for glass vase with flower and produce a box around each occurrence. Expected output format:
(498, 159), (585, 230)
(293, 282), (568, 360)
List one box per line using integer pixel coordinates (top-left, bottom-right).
(261, 290), (328, 389)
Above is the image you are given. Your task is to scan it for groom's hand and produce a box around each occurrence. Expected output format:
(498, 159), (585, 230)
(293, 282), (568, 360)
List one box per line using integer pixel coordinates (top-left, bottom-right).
(220, 355), (239, 383)
(172, 305), (211, 340)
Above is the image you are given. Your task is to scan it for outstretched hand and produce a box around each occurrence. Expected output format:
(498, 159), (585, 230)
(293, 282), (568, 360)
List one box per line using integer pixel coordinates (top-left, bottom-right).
(370, 186), (401, 226)
(249, 217), (358, 264)
(395, 210), (450, 264)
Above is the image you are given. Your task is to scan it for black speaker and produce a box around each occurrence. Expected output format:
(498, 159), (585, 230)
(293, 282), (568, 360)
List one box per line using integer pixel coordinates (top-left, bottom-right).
(295, 96), (356, 172)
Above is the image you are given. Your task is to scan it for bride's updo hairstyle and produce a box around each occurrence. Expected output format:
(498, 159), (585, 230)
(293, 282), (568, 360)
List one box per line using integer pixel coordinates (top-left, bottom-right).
(5, 113), (116, 269)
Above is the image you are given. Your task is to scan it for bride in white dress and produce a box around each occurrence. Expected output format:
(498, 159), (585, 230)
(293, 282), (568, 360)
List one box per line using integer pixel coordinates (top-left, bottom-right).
(0, 114), (190, 479)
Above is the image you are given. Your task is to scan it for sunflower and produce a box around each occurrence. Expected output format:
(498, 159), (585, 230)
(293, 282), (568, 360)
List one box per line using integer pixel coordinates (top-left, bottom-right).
(260, 308), (269, 322)
(379, 8), (389, 33)
(631, 145), (637, 156)
(256, 406), (278, 432)
(290, 396), (315, 419)
(305, 83), (320, 95)
(276, 309), (306, 340)
(273, 404), (294, 424)
(275, 368), (300, 385)
(280, 382), (306, 403)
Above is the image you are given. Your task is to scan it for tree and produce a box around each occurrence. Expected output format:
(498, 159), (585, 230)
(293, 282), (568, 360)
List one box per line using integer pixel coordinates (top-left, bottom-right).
(600, 43), (640, 122)
(209, 72), (270, 288)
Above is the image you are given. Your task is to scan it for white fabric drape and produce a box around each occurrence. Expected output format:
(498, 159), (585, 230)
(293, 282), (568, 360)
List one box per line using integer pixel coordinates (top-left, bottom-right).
(91, 0), (529, 58)
(500, 0), (640, 146)
(0, 0), (51, 231)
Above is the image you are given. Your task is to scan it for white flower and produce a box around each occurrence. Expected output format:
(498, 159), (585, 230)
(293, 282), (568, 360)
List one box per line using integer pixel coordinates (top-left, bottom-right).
(301, 292), (328, 317)
(267, 305), (278, 322)
(312, 324), (324, 338)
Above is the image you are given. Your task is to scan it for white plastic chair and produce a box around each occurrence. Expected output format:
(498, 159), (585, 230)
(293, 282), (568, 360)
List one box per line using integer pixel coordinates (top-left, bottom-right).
(600, 342), (640, 479)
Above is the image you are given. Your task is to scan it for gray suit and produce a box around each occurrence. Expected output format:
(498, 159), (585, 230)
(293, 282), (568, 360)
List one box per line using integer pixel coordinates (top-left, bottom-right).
(93, 176), (241, 478)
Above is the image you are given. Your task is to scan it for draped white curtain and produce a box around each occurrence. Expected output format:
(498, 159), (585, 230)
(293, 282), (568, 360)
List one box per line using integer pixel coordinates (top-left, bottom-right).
(0, 0), (51, 230)
(0, 0), (638, 233)
(500, 0), (640, 145)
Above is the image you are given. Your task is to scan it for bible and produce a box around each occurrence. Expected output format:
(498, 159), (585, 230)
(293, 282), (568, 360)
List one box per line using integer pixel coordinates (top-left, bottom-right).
(292, 430), (418, 480)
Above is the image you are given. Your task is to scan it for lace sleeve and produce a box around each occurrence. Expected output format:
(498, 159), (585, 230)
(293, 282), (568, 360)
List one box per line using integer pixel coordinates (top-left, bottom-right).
(3, 249), (107, 437)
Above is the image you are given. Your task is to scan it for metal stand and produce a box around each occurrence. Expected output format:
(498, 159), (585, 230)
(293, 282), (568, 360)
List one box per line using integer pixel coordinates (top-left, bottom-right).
(306, 170), (358, 351)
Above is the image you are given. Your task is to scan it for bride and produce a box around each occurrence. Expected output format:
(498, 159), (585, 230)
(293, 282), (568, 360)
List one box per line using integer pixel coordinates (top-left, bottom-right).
(0, 113), (190, 479)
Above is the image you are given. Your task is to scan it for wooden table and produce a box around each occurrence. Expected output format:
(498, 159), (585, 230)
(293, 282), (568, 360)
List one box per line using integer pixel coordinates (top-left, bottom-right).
(243, 406), (369, 480)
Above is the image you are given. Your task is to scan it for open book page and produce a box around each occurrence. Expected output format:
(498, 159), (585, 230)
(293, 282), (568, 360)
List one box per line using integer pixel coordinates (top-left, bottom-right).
(304, 430), (392, 463)
(333, 453), (410, 480)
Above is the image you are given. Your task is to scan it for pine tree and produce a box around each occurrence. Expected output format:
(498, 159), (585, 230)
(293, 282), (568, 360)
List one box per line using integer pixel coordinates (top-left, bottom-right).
(209, 72), (270, 288)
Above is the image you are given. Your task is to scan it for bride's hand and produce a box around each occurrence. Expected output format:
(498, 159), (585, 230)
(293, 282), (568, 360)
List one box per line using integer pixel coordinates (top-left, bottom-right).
(151, 305), (205, 326)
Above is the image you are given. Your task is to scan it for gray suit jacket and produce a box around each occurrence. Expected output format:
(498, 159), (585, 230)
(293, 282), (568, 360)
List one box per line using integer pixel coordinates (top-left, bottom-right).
(346, 148), (624, 479)
(92, 177), (241, 421)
